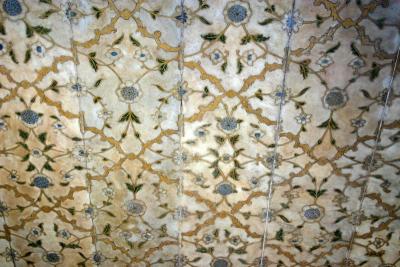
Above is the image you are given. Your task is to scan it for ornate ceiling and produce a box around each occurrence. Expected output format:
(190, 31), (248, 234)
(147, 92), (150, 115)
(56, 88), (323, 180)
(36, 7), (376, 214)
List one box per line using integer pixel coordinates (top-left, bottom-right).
(0, 0), (399, 266)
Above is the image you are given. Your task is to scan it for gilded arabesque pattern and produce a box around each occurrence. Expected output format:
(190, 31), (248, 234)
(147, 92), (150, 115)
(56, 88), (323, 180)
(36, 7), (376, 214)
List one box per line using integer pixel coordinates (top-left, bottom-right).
(0, 0), (399, 266)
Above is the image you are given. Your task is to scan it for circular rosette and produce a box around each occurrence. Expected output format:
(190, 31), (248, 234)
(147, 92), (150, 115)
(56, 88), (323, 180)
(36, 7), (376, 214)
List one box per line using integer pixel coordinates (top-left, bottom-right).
(2, 0), (27, 21)
(301, 205), (324, 222)
(224, 1), (251, 26)
(125, 199), (146, 216)
(116, 81), (142, 104)
(17, 109), (43, 128)
(30, 174), (53, 189)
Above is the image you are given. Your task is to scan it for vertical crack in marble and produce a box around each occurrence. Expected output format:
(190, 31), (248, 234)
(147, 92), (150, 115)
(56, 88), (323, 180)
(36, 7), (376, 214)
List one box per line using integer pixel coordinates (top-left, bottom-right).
(345, 45), (400, 264)
(177, 0), (186, 264)
(259, 1), (296, 265)
(0, 0), (399, 265)
(66, 0), (98, 256)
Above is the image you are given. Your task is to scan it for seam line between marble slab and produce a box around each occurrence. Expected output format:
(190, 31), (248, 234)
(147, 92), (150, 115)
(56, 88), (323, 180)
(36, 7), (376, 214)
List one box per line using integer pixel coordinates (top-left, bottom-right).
(66, 0), (98, 254)
(177, 0), (186, 264)
(344, 44), (400, 264)
(259, 0), (296, 266)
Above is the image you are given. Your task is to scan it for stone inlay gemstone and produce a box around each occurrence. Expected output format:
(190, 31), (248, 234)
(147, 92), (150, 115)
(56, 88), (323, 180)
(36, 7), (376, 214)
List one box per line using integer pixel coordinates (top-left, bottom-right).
(65, 5), (77, 19)
(227, 4), (247, 23)
(325, 91), (344, 106)
(220, 117), (237, 131)
(84, 207), (95, 217)
(71, 83), (82, 92)
(216, 182), (234, 196)
(212, 258), (230, 267)
(125, 199), (146, 215)
(45, 252), (61, 263)
(121, 86), (139, 101)
(178, 86), (187, 97)
(323, 88), (348, 109)
(3, 0), (22, 16)
(175, 10), (188, 23)
(285, 14), (295, 29)
(20, 109), (40, 125)
(32, 175), (50, 189)
(92, 251), (104, 265)
(304, 208), (321, 220)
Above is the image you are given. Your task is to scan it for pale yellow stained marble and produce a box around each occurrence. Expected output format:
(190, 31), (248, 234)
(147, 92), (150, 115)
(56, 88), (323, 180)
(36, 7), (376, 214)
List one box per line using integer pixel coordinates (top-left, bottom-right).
(0, 0), (399, 266)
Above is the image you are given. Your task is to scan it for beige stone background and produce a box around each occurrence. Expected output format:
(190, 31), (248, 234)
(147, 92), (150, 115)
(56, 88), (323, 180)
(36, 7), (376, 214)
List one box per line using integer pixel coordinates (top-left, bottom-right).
(0, 0), (399, 266)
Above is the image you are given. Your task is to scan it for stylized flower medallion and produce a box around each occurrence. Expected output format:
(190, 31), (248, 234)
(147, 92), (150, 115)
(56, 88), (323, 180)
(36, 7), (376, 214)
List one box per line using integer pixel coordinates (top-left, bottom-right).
(304, 208), (320, 219)
(134, 48), (152, 62)
(212, 257), (231, 267)
(202, 233), (214, 244)
(62, 2), (81, 24)
(32, 42), (46, 57)
(69, 79), (88, 97)
(174, 5), (192, 25)
(4, 247), (19, 262)
(362, 153), (384, 171)
(224, 1), (251, 26)
(8, 170), (18, 181)
(97, 109), (113, 120)
(57, 229), (71, 240)
(173, 205), (188, 220)
(302, 205), (324, 222)
(72, 145), (92, 162)
(2, 0), (27, 20)
(242, 49), (257, 66)
(195, 127), (208, 139)
(248, 176), (261, 188)
(349, 57), (365, 70)
(273, 86), (291, 105)
(262, 152), (281, 169)
(43, 251), (63, 265)
(219, 116), (239, 132)
(172, 149), (191, 165)
(84, 205), (97, 219)
(116, 81), (142, 104)
(378, 88), (394, 106)
(102, 187), (115, 198)
(215, 182), (236, 196)
(31, 174), (53, 189)
(282, 10), (303, 33)
(125, 199), (146, 216)
(351, 118), (366, 128)
(249, 128), (265, 142)
(210, 49), (224, 65)
(295, 113), (311, 125)
(53, 121), (65, 130)
(173, 81), (191, 101)
(28, 227), (42, 240)
(31, 148), (43, 158)
(229, 235), (241, 246)
(18, 109), (42, 128)
(91, 251), (106, 266)
(260, 208), (273, 222)
(322, 87), (348, 110)
(317, 55), (333, 68)
(174, 254), (188, 267)
(106, 47), (122, 61)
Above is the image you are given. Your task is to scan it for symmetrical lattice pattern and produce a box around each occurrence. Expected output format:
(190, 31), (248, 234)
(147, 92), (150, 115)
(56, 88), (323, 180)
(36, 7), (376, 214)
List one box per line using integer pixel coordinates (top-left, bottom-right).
(0, 0), (399, 266)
